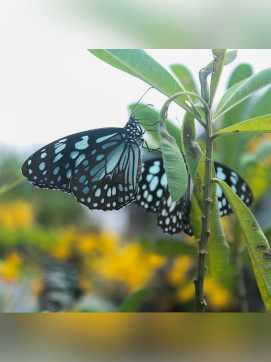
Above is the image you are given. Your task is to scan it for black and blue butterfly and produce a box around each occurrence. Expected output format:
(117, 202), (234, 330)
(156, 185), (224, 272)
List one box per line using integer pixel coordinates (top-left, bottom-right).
(22, 115), (144, 210)
(22, 114), (253, 236)
(135, 157), (253, 235)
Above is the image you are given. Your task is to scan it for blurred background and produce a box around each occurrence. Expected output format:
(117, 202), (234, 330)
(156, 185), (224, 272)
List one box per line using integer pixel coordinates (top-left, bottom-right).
(0, 49), (271, 312)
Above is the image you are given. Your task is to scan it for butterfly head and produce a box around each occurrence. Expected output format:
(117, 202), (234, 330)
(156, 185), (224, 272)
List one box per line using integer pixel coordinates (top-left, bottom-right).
(124, 115), (144, 146)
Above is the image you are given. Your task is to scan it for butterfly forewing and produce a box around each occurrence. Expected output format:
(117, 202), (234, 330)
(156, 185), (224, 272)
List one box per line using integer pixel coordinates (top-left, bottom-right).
(70, 140), (142, 210)
(22, 124), (143, 210)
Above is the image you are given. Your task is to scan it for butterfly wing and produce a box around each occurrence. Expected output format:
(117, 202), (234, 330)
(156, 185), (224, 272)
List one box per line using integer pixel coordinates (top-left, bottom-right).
(70, 139), (142, 210)
(135, 158), (166, 213)
(22, 128), (142, 210)
(135, 157), (253, 235)
(215, 162), (253, 216)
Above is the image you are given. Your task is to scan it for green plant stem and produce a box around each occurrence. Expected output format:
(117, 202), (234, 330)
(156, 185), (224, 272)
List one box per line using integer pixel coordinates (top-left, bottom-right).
(159, 91), (208, 128)
(194, 108), (213, 312)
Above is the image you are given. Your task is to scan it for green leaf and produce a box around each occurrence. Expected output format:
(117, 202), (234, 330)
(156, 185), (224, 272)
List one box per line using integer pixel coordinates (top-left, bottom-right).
(213, 80), (246, 120)
(181, 112), (203, 181)
(223, 50), (238, 66)
(117, 287), (150, 312)
(159, 104), (187, 202)
(216, 179), (271, 312)
(210, 49), (227, 106)
(213, 68), (271, 121)
(89, 49), (200, 119)
(249, 87), (271, 119)
(216, 114), (271, 137)
(140, 237), (196, 256)
(128, 103), (183, 151)
(210, 50), (237, 106)
(190, 192), (202, 239)
(0, 171), (24, 196)
(193, 153), (229, 278)
(170, 64), (199, 101)
(213, 64), (253, 169)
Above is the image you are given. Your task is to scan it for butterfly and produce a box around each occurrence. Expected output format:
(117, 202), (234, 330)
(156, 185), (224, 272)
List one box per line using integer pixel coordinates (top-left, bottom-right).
(22, 115), (145, 210)
(135, 157), (253, 236)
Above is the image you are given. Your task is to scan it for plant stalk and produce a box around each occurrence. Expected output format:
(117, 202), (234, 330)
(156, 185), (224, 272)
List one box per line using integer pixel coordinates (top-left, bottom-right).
(194, 108), (213, 312)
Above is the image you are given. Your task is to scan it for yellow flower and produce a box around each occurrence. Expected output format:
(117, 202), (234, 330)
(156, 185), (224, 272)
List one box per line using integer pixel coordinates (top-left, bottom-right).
(204, 278), (232, 310)
(0, 253), (22, 282)
(50, 228), (75, 260)
(167, 256), (194, 286)
(175, 277), (232, 310)
(98, 242), (165, 291)
(0, 200), (34, 229)
(176, 283), (195, 303)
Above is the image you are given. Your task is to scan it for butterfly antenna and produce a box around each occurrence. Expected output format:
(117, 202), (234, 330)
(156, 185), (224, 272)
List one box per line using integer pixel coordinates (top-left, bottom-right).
(131, 87), (154, 115)
(131, 103), (154, 117)
(137, 118), (159, 127)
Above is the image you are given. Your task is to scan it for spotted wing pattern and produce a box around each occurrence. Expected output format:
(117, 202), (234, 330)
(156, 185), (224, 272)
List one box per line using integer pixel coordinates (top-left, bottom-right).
(22, 117), (144, 210)
(135, 157), (253, 235)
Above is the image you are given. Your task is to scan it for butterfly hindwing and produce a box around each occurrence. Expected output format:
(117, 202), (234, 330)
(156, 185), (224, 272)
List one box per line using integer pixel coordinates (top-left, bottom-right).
(135, 159), (166, 213)
(215, 162), (253, 217)
(135, 157), (253, 235)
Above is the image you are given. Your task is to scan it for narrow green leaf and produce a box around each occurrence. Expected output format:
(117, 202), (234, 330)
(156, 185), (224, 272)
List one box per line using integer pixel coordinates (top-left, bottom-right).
(223, 50), (238, 66)
(0, 171), (24, 196)
(159, 106), (187, 202)
(128, 103), (183, 151)
(89, 49), (200, 119)
(210, 49), (227, 106)
(213, 80), (246, 120)
(190, 192), (202, 239)
(216, 114), (271, 137)
(193, 153), (229, 278)
(249, 87), (271, 119)
(213, 64), (253, 169)
(117, 287), (150, 312)
(216, 179), (271, 312)
(213, 68), (271, 121)
(140, 237), (196, 256)
(181, 112), (203, 181)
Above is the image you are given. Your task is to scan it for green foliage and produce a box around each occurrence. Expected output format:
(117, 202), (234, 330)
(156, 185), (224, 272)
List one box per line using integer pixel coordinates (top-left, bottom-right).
(117, 287), (150, 312)
(140, 237), (196, 256)
(193, 153), (229, 278)
(128, 103), (183, 151)
(158, 99), (187, 202)
(214, 68), (271, 120)
(89, 49), (201, 120)
(216, 114), (271, 136)
(217, 179), (271, 312)
(181, 112), (203, 181)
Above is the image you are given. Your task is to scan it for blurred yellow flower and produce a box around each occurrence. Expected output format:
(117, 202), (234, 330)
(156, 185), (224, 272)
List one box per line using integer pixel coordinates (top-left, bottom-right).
(167, 256), (194, 285)
(176, 282), (195, 304)
(99, 242), (165, 291)
(50, 227), (75, 260)
(0, 252), (22, 282)
(175, 276), (232, 310)
(204, 278), (232, 310)
(0, 200), (34, 229)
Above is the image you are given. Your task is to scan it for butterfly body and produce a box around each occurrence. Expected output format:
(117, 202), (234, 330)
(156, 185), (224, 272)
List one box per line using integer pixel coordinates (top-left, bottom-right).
(22, 115), (144, 211)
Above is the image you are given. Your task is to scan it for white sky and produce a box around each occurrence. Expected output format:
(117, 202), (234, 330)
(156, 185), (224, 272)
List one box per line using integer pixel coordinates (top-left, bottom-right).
(1, 49), (271, 155)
